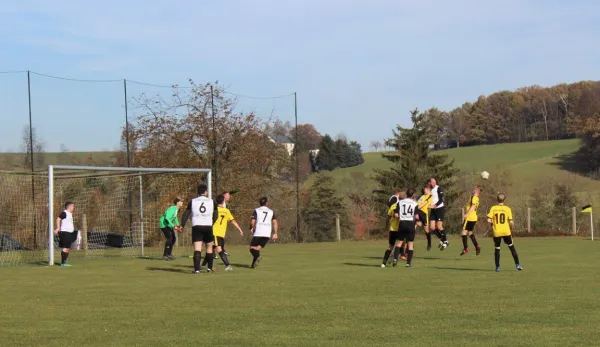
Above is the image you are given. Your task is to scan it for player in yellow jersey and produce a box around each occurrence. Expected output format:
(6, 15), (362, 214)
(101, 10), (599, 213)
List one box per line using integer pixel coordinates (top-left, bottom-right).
(381, 200), (400, 267)
(487, 193), (522, 272)
(460, 185), (482, 256)
(201, 194), (244, 271)
(416, 184), (434, 251)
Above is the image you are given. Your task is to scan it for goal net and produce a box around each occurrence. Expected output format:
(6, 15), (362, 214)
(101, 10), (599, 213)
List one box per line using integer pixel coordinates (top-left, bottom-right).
(0, 165), (211, 266)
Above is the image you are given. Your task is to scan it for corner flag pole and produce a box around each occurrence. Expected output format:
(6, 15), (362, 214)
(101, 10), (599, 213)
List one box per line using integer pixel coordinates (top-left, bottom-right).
(591, 210), (594, 241)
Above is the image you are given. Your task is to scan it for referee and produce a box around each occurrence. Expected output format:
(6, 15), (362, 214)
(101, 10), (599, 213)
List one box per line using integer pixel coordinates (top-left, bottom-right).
(428, 177), (448, 250)
(53, 202), (76, 267)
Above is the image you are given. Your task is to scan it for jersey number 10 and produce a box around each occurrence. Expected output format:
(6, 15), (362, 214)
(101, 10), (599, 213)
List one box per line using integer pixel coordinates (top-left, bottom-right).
(494, 213), (506, 224)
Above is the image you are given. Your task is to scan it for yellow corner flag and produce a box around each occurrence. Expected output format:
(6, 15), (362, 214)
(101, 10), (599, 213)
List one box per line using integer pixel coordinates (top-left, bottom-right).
(581, 205), (592, 213)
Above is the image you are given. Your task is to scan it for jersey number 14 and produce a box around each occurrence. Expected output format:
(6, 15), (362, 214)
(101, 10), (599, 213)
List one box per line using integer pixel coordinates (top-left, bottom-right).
(401, 204), (414, 215)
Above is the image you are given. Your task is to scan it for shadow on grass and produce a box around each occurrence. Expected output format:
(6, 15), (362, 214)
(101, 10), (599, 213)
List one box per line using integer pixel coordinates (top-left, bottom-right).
(552, 150), (594, 176)
(414, 256), (442, 260)
(343, 262), (380, 268)
(363, 256), (382, 260)
(229, 263), (252, 269)
(430, 266), (491, 272)
(146, 266), (189, 274)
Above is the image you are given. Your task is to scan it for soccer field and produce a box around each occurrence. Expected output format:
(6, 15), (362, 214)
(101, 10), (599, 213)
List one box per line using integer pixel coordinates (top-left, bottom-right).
(2, 237), (599, 347)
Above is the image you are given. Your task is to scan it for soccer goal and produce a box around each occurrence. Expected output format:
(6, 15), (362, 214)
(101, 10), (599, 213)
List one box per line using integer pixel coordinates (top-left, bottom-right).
(0, 165), (211, 266)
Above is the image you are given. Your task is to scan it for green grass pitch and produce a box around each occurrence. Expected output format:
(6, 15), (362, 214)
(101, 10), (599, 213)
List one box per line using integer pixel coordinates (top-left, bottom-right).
(1, 236), (599, 347)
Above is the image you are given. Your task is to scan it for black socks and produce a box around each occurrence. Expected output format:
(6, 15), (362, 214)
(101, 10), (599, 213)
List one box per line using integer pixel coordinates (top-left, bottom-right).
(219, 251), (230, 266)
(440, 229), (447, 242)
(494, 248), (500, 267)
(470, 234), (479, 247)
(426, 232), (432, 246)
(383, 249), (392, 264)
(509, 245), (520, 265)
(407, 250), (414, 265)
(61, 251), (69, 264)
(462, 235), (468, 249)
(393, 246), (402, 261)
(250, 248), (260, 266)
(193, 251), (201, 271)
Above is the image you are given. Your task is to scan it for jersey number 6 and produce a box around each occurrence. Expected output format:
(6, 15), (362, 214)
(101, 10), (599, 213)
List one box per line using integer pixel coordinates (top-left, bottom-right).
(199, 202), (206, 213)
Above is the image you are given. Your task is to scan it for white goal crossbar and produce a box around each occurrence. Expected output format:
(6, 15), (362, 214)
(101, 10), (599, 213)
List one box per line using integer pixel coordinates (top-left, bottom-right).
(47, 165), (211, 266)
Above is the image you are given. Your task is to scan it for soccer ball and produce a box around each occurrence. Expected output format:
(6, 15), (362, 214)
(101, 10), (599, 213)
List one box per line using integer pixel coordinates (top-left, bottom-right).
(481, 171), (490, 180)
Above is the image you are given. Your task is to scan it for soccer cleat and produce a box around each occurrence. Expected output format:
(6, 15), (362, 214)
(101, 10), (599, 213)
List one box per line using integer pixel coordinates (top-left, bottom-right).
(392, 260), (398, 267)
(207, 268), (215, 273)
(381, 264), (386, 268)
(475, 246), (481, 256)
(251, 256), (262, 269)
(192, 270), (200, 274)
(406, 263), (412, 268)
(460, 248), (470, 256)
(60, 263), (71, 267)
(426, 244), (431, 251)
(225, 265), (233, 271)
(400, 255), (408, 261)
(516, 264), (523, 271)
(495, 266), (501, 272)
(438, 241), (444, 249)
(224, 252), (229, 256)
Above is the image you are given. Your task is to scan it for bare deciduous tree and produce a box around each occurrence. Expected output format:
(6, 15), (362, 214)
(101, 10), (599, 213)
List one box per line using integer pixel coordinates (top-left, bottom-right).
(21, 126), (45, 170)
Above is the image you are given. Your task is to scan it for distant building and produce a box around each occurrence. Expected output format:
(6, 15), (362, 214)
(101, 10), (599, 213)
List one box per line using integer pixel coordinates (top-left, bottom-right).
(269, 135), (295, 156)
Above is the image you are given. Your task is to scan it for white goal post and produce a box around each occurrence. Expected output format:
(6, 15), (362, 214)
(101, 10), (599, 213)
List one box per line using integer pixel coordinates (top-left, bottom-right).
(47, 165), (211, 266)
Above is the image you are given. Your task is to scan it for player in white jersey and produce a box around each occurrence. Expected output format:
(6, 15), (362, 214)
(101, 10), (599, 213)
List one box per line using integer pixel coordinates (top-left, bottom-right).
(181, 184), (219, 274)
(428, 177), (449, 250)
(53, 202), (76, 267)
(392, 189), (419, 267)
(249, 197), (278, 269)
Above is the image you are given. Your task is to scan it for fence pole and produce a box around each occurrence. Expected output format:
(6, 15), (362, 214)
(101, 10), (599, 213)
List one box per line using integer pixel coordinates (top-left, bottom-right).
(527, 207), (531, 233)
(139, 175), (145, 257)
(82, 214), (88, 251)
(591, 210), (594, 241)
(335, 214), (341, 242)
(572, 206), (577, 235)
(27, 70), (38, 250)
(294, 92), (300, 242)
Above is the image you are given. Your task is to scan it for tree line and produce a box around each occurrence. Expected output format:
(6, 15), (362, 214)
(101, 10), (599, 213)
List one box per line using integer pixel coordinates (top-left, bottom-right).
(415, 80), (599, 148)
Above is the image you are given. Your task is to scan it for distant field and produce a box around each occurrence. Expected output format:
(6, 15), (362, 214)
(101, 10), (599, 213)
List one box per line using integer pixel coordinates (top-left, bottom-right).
(309, 139), (600, 199)
(0, 151), (118, 170)
(1, 238), (599, 347)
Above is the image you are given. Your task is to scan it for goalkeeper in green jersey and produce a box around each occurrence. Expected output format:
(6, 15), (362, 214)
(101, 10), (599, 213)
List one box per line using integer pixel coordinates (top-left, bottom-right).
(159, 197), (184, 260)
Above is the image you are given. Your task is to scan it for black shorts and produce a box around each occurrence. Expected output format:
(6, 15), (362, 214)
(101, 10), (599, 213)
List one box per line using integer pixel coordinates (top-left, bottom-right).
(388, 231), (400, 245)
(463, 221), (476, 232)
(215, 236), (225, 248)
(192, 226), (215, 243)
(493, 236), (513, 247)
(398, 221), (416, 242)
(250, 236), (270, 248)
(416, 210), (428, 225)
(430, 207), (445, 222)
(58, 231), (76, 249)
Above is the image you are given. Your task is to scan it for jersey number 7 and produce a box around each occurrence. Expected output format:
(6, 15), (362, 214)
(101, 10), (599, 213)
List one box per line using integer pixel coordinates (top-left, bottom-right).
(262, 211), (268, 222)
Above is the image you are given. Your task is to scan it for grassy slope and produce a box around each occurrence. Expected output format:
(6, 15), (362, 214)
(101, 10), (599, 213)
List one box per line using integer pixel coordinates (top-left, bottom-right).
(310, 139), (600, 198)
(1, 238), (599, 347)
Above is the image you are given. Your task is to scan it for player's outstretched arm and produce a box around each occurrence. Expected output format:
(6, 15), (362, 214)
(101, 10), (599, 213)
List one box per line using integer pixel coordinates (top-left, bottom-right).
(180, 201), (192, 229)
(230, 220), (244, 236)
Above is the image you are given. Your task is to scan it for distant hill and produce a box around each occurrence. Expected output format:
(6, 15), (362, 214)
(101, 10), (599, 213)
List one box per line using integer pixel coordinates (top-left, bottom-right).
(308, 139), (600, 199)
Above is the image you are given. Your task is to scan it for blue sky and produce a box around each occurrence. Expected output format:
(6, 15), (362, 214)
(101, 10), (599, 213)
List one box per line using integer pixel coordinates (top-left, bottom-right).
(1, 0), (599, 152)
